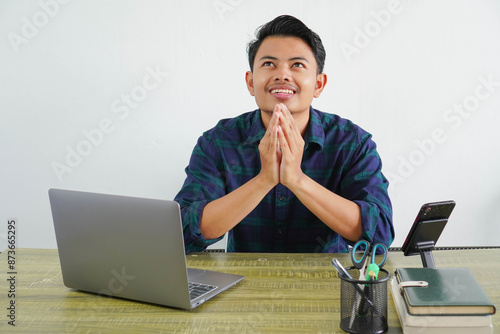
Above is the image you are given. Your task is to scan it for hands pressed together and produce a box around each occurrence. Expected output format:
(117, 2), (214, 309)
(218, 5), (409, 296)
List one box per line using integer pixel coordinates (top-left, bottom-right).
(200, 103), (362, 242)
(258, 103), (305, 190)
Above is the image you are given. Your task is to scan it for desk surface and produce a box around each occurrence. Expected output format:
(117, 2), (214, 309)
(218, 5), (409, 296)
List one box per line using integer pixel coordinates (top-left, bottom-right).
(0, 248), (498, 333)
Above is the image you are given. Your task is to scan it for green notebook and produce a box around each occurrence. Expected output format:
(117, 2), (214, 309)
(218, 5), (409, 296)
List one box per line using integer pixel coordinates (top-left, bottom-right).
(396, 267), (496, 316)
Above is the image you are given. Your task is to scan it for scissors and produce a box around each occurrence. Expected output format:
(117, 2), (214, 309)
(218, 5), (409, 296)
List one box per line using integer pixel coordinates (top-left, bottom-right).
(350, 240), (388, 280)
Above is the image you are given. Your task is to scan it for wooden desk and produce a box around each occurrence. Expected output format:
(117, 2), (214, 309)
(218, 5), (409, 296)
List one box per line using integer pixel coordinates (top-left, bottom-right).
(0, 249), (498, 333)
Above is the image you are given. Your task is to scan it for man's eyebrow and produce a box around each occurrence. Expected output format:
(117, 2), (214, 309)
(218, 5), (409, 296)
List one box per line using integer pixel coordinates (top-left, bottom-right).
(289, 57), (309, 63)
(258, 56), (310, 62)
(259, 56), (278, 61)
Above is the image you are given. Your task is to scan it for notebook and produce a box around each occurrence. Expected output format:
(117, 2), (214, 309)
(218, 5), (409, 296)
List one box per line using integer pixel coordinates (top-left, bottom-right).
(395, 267), (496, 316)
(48, 188), (244, 309)
(390, 277), (493, 333)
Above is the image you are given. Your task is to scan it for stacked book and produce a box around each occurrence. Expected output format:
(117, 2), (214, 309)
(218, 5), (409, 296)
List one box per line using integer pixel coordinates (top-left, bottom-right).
(390, 267), (496, 334)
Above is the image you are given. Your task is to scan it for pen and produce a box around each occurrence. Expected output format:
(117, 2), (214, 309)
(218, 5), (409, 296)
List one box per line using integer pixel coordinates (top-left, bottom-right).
(331, 258), (353, 280)
(359, 270), (377, 315)
(368, 270), (377, 314)
(331, 258), (381, 318)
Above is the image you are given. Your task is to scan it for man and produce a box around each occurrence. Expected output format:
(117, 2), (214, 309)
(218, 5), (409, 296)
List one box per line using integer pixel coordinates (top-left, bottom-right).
(174, 15), (394, 253)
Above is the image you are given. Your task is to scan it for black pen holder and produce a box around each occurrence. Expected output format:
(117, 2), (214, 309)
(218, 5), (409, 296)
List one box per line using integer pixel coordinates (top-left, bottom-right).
(339, 267), (390, 334)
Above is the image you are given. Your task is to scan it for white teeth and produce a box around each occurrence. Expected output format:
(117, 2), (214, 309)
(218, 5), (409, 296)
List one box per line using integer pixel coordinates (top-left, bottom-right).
(271, 89), (294, 94)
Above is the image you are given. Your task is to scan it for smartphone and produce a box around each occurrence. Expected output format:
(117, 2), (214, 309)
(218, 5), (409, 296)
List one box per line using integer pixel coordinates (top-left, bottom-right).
(401, 200), (456, 256)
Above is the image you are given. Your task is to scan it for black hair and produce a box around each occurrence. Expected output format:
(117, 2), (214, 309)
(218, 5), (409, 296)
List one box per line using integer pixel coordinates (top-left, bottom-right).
(247, 15), (326, 74)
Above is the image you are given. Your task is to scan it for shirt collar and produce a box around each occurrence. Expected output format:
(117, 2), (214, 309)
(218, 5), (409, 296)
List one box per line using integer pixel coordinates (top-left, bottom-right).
(243, 110), (266, 147)
(304, 107), (325, 151)
(243, 107), (325, 151)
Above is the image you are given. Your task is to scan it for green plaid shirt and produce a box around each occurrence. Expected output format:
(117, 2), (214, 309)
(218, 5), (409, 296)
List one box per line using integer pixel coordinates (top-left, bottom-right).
(175, 107), (394, 253)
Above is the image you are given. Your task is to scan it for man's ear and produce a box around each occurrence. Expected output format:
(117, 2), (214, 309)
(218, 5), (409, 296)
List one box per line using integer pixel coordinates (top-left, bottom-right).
(313, 73), (327, 98)
(245, 71), (255, 96)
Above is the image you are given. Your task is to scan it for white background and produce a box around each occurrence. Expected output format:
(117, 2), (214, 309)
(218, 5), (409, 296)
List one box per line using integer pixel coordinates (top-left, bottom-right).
(1, 0), (499, 250)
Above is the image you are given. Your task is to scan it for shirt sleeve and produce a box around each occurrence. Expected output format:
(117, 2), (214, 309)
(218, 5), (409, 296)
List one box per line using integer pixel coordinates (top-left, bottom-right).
(340, 133), (394, 250)
(174, 132), (226, 253)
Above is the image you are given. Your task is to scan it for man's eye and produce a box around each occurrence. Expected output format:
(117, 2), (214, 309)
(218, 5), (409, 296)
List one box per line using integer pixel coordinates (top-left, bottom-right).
(263, 62), (274, 67)
(292, 63), (305, 68)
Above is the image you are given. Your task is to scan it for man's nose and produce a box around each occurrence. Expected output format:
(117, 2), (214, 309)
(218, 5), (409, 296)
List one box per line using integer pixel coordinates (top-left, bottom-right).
(274, 65), (291, 82)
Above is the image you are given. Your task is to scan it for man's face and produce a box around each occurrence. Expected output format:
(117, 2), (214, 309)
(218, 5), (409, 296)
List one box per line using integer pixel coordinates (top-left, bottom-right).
(245, 36), (326, 118)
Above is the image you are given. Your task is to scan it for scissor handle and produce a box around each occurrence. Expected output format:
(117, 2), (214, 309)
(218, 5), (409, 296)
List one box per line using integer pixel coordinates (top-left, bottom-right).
(351, 240), (370, 269)
(370, 243), (388, 268)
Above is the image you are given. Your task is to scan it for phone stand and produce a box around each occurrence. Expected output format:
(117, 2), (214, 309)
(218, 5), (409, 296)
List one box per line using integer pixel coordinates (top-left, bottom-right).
(415, 241), (436, 268)
(402, 218), (449, 268)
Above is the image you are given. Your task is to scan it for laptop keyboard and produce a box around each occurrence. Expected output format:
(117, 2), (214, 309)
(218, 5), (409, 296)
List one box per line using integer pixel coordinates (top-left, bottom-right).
(189, 282), (218, 300)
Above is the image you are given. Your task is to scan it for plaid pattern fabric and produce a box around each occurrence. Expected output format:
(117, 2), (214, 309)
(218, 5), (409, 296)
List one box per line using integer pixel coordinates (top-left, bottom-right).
(174, 107), (394, 253)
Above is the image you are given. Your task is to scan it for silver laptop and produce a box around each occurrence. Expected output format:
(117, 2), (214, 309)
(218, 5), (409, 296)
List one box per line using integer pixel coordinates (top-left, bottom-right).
(48, 188), (244, 309)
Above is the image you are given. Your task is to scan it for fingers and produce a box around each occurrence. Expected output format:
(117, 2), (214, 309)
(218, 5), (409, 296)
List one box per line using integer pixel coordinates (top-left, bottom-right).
(276, 124), (289, 155)
(259, 103), (305, 188)
(276, 113), (303, 188)
(281, 104), (301, 136)
(262, 109), (279, 150)
(274, 104), (300, 152)
(258, 107), (282, 186)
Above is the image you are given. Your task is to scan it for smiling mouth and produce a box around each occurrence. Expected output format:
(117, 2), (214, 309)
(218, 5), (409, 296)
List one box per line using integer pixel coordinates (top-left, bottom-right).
(270, 89), (295, 95)
(269, 88), (296, 100)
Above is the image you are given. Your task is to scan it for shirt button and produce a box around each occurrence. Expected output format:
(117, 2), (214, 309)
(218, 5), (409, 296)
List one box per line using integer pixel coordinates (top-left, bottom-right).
(277, 229), (282, 234)
(279, 196), (285, 201)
